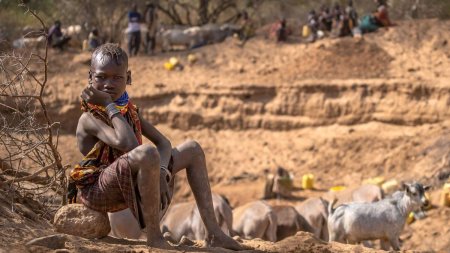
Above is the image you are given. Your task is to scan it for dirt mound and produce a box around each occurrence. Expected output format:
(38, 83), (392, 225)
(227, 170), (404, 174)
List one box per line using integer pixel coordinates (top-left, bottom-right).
(3, 230), (388, 253)
(0, 182), (53, 247)
(288, 38), (393, 79)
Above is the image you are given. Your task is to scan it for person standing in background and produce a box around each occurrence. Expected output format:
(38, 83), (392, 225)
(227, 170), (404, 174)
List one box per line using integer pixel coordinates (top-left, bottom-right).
(373, 0), (392, 27)
(48, 20), (71, 51)
(127, 3), (142, 56)
(88, 28), (101, 51)
(144, 1), (158, 55)
(345, 0), (359, 30)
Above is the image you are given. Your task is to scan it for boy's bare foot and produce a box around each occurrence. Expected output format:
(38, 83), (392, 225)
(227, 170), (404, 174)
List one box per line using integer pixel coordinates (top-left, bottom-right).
(147, 237), (173, 250)
(206, 233), (243, 251)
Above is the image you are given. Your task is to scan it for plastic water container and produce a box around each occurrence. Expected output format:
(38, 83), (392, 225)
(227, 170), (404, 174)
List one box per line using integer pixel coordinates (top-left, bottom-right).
(169, 57), (179, 66)
(187, 54), (197, 64)
(406, 212), (415, 224)
(424, 192), (432, 210)
(381, 179), (399, 194)
(302, 25), (310, 38)
(82, 39), (88, 51)
(164, 62), (175, 71)
(440, 182), (450, 207)
(362, 176), (385, 186)
(302, 173), (314, 190)
(329, 186), (346, 192)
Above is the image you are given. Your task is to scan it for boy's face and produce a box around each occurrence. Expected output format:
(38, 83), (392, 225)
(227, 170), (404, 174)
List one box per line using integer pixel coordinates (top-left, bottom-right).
(89, 55), (131, 101)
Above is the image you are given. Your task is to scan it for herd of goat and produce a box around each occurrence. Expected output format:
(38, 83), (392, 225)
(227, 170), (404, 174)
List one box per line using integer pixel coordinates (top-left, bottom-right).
(108, 182), (430, 251)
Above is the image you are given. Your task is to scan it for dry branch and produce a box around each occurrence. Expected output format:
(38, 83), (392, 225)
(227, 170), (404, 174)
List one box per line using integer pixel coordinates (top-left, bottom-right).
(0, 2), (67, 217)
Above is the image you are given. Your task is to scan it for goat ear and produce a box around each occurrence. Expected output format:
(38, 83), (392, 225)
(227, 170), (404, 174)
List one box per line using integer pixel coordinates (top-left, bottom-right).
(402, 182), (407, 190)
(423, 185), (431, 191)
(402, 183), (410, 193)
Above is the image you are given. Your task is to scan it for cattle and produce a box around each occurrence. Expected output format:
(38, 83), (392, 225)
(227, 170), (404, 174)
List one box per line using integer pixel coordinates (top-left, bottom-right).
(160, 27), (204, 51)
(272, 205), (313, 240)
(232, 200), (277, 242)
(12, 36), (46, 49)
(324, 184), (384, 207)
(295, 197), (329, 241)
(161, 193), (233, 242)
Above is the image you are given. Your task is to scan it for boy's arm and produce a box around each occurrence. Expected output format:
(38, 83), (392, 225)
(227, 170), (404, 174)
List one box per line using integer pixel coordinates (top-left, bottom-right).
(138, 113), (172, 169)
(80, 112), (139, 152)
(80, 86), (139, 152)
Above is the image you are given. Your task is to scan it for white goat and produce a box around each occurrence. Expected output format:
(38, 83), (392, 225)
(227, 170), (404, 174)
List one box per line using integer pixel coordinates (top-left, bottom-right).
(327, 182), (430, 250)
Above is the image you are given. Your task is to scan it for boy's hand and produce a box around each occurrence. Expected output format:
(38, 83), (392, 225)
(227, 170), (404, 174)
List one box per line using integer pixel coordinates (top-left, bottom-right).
(81, 85), (113, 107)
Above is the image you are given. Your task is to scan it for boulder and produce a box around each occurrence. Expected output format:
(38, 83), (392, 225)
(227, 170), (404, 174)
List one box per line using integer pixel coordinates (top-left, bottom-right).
(53, 204), (110, 239)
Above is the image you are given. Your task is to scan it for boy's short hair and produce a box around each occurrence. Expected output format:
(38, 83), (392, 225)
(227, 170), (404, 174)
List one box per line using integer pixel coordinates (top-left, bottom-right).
(91, 43), (128, 68)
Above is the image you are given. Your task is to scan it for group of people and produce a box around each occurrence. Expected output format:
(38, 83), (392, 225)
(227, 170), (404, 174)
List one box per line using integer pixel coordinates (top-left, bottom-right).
(307, 0), (359, 41)
(266, 0), (392, 43)
(88, 1), (158, 55)
(47, 20), (101, 52)
(47, 0), (393, 53)
(126, 2), (158, 56)
(47, 1), (158, 55)
(306, 0), (392, 42)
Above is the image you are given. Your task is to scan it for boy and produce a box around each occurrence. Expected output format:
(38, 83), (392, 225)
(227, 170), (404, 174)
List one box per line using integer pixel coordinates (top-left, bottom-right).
(69, 43), (241, 250)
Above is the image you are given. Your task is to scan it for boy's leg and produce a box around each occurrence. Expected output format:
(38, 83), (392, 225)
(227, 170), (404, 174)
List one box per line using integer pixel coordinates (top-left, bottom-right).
(126, 144), (172, 249)
(171, 140), (242, 250)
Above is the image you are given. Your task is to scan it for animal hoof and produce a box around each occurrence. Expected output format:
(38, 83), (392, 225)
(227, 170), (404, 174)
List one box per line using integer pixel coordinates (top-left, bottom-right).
(178, 235), (195, 246)
(232, 235), (243, 242)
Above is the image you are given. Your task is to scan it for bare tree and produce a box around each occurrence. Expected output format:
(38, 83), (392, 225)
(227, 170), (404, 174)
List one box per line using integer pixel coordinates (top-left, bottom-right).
(50, 0), (131, 43)
(0, 2), (66, 216)
(156, 0), (240, 26)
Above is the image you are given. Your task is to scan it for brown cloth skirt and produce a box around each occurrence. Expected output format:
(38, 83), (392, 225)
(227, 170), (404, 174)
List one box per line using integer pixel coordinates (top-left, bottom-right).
(80, 154), (175, 229)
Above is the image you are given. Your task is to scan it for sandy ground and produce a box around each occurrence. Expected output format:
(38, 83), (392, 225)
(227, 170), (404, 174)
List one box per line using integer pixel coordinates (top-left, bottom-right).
(1, 19), (450, 252)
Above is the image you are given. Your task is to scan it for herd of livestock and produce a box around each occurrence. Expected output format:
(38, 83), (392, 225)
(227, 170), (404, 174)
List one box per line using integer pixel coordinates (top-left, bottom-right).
(12, 23), (242, 52)
(108, 181), (430, 251)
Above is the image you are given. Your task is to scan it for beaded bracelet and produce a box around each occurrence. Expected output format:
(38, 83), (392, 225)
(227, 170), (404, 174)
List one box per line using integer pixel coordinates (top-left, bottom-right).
(106, 103), (120, 119)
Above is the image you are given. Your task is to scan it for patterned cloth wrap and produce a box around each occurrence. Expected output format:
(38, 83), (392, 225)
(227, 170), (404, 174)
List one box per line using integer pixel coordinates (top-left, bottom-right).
(70, 91), (142, 186)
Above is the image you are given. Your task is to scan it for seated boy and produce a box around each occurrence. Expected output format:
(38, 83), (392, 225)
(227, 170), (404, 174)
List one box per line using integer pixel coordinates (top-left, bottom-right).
(69, 43), (241, 250)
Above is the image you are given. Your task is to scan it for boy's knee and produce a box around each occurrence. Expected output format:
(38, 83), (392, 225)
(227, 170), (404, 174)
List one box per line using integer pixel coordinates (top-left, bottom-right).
(185, 140), (204, 157)
(131, 144), (160, 166)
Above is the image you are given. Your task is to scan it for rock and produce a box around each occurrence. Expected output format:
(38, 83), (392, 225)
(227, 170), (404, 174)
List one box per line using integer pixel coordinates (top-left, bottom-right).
(26, 234), (69, 249)
(53, 204), (110, 239)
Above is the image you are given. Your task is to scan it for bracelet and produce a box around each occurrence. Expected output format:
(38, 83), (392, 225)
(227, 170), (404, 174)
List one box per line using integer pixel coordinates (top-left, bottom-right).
(160, 166), (172, 183)
(105, 103), (120, 119)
